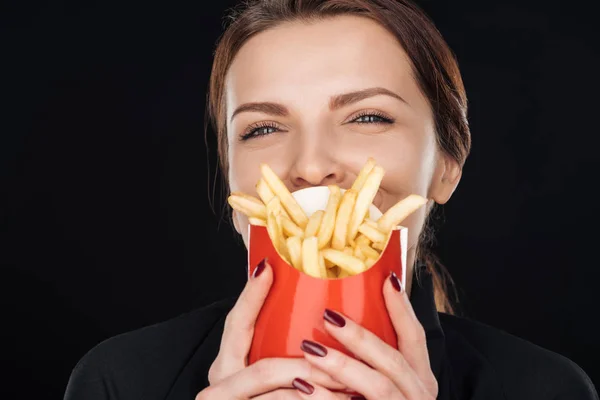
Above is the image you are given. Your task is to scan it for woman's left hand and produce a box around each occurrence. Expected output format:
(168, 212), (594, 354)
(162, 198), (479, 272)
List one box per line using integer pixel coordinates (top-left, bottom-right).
(292, 272), (438, 399)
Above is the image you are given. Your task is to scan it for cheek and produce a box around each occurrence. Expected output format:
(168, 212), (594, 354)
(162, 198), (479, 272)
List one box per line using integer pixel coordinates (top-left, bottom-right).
(228, 146), (260, 195)
(373, 142), (434, 197)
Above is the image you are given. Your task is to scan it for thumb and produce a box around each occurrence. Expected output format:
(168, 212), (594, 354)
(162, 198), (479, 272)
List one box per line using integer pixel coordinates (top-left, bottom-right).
(219, 258), (273, 368)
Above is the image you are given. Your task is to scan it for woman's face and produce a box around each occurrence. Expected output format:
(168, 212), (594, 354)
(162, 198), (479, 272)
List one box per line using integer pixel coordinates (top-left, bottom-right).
(225, 15), (460, 270)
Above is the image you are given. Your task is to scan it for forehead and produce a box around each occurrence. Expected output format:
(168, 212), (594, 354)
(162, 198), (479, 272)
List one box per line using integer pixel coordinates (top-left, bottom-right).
(225, 15), (419, 110)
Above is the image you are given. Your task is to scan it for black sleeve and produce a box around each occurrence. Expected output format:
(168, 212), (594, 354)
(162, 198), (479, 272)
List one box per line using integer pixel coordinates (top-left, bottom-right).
(552, 358), (599, 400)
(440, 314), (599, 400)
(63, 340), (118, 400)
(63, 296), (236, 400)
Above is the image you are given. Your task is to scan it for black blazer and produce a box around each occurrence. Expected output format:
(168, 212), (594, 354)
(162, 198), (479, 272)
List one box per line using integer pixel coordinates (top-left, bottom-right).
(64, 266), (599, 399)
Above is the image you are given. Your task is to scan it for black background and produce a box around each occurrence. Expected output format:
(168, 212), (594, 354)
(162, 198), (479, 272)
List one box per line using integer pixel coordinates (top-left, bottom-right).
(2, 0), (599, 398)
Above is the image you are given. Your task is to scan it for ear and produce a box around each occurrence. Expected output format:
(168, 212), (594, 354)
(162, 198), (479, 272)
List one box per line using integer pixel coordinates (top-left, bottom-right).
(429, 152), (462, 205)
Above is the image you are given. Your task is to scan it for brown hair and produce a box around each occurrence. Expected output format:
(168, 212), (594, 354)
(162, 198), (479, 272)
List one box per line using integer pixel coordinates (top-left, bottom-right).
(205, 0), (471, 314)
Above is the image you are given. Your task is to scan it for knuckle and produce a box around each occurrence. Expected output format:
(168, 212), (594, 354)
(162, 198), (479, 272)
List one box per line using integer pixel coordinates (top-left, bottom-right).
(223, 311), (237, 330)
(372, 379), (397, 398)
(252, 358), (276, 382)
(207, 361), (220, 385)
(224, 310), (252, 334)
(413, 324), (427, 344)
(329, 352), (351, 374)
(387, 350), (407, 372)
(427, 374), (439, 397)
(195, 386), (216, 400)
(351, 323), (368, 344)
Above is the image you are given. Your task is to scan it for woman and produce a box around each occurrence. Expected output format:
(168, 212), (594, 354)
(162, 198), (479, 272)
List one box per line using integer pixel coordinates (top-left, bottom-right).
(64, 0), (598, 399)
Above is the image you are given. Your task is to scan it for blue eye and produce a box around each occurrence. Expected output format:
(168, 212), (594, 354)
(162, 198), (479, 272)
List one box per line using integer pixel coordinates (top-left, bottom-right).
(240, 122), (282, 141)
(351, 111), (394, 125)
(239, 111), (394, 141)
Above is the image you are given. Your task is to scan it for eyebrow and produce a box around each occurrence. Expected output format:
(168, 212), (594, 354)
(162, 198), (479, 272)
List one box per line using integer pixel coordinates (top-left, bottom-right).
(230, 86), (408, 123)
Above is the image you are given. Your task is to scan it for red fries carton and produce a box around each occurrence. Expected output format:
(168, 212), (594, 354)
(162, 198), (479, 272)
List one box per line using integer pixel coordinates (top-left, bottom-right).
(246, 186), (407, 364)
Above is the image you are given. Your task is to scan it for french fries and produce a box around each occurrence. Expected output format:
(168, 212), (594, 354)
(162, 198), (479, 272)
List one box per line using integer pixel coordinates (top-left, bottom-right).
(332, 189), (357, 250)
(317, 185), (341, 249)
(260, 164), (308, 228)
(286, 236), (303, 271)
(228, 158), (427, 278)
(377, 194), (428, 233)
(302, 236), (321, 278)
(347, 165), (385, 244)
(305, 210), (324, 237)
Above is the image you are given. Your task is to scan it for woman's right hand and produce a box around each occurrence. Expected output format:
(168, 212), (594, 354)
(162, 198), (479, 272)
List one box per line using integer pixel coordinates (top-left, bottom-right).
(195, 258), (347, 399)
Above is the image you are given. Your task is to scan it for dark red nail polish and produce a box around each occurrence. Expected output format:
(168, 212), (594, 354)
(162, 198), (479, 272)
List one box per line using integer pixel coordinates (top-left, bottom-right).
(252, 258), (268, 279)
(300, 340), (328, 357)
(292, 377), (315, 395)
(390, 271), (403, 292)
(324, 309), (346, 327)
(350, 396), (366, 400)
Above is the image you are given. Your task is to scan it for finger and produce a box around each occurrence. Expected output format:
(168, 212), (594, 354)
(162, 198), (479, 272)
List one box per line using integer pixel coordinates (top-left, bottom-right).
(251, 389), (302, 399)
(291, 378), (348, 399)
(216, 258), (273, 375)
(207, 357), (347, 399)
(322, 308), (431, 398)
(384, 271), (438, 396)
(300, 340), (405, 400)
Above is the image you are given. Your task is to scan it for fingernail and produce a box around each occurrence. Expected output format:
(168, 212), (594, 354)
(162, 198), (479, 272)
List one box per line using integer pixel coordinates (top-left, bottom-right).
(252, 258), (268, 279)
(300, 340), (327, 357)
(350, 396), (366, 400)
(390, 271), (403, 292)
(292, 377), (315, 395)
(324, 309), (346, 327)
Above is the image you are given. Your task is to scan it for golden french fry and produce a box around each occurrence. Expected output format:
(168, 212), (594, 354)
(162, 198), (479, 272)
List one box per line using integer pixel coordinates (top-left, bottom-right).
(266, 212), (279, 249)
(317, 185), (342, 249)
(372, 241), (385, 251)
(248, 217), (266, 226)
(260, 164), (308, 228)
(302, 236), (320, 278)
(353, 245), (366, 261)
(355, 233), (371, 247)
(359, 243), (380, 260)
(363, 218), (378, 228)
(275, 214), (290, 261)
(332, 189), (357, 250)
(347, 165), (385, 243)
(378, 194), (427, 233)
(281, 215), (304, 238)
(318, 251), (328, 279)
(230, 191), (263, 205)
(266, 196), (284, 217)
(342, 246), (353, 256)
(267, 211), (287, 261)
(305, 210), (324, 237)
(350, 157), (376, 192)
(358, 222), (387, 243)
(338, 268), (350, 278)
(286, 236), (303, 271)
(321, 248), (366, 275)
(255, 178), (275, 205)
(324, 258), (336, 268)
(365, 257), (377, 268)
(228, 195), (267, 220)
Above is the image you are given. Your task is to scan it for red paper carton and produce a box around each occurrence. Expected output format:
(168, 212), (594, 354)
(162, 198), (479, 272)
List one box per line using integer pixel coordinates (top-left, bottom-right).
(246, 186), (407, 366)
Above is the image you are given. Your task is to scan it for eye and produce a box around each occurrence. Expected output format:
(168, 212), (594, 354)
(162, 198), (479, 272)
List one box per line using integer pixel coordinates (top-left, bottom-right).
(239, 121), (283, 141)
(350, 110), (395, 125)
